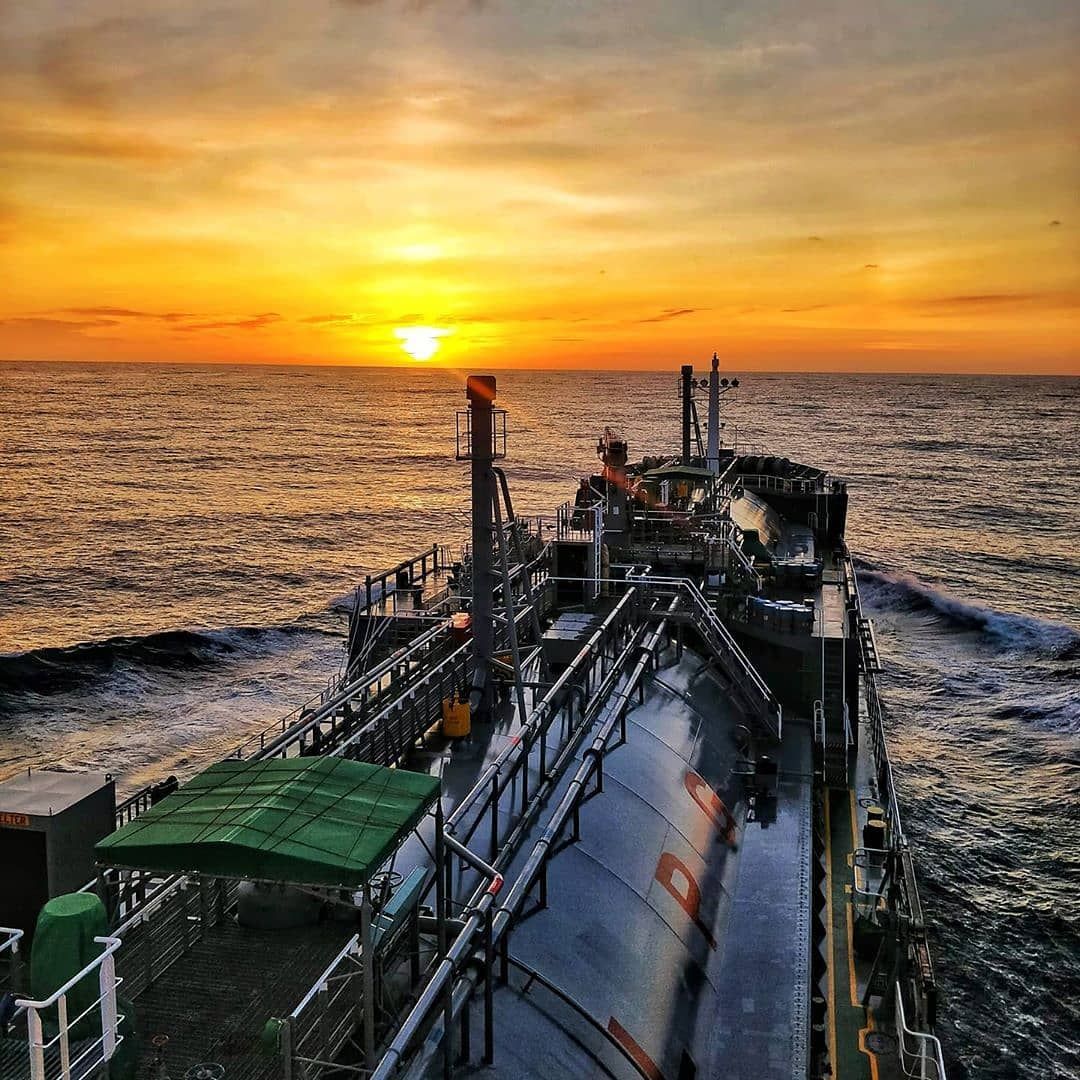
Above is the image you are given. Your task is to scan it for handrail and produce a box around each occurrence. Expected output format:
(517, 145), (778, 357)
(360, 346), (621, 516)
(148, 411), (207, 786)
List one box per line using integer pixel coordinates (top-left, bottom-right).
(15, 935), (124, 1080)
(895, 982), (947, 1079)
(370, 595), (659, 1080)
(14, 936), (121, 1011)
(445, 589), (639, 832)
(503, 955), (655, 1080)
(246, 620), (451, 760)
(0, 926), (23, 956)
(112, 874), (189, 937)
(289, 935), (360, 1019)
(843, 551), (905, 843)
(739, 472), (837, 496)
(626, 574), (781, 736)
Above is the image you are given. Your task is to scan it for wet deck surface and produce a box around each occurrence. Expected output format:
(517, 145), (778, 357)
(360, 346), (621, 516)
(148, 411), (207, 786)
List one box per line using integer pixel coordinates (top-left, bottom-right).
(134, 919), (353, 1080)
(453, 649), (814, 1080)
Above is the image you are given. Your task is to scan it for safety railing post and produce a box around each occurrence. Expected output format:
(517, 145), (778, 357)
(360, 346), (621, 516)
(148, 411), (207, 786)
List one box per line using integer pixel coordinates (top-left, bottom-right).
(100, 951), (118, 1061)
(281, 1015), (294, 1080)
(58, 995), (71, 1079)
(361, 887), (375, 1071)
(27, 1007), (45, 1080)
(482, 907), (494, 1065)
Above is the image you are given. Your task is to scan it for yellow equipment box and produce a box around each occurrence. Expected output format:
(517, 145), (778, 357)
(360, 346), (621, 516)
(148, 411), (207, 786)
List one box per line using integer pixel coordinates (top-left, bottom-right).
(441, 695), (471, 738)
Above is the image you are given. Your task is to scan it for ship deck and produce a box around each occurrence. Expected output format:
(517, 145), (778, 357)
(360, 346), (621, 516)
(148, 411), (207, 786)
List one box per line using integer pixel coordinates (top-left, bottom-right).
(133, 918), (354, 1080)
(436, 647), (815, 1080)
(821, 719), (905, 1080)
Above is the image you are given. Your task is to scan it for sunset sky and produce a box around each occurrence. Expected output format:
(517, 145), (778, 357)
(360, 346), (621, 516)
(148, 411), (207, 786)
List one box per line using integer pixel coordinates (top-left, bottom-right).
(1, 1), (1076, 372)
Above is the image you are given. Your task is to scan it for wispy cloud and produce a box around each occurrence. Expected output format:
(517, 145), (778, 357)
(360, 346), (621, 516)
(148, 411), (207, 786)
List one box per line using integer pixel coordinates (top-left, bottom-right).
(921, 293), (1040, 307)
(299, 313), (366, 325)
(0, 316), (117, 334)
(637, 308), (698, 323)
(61, 307), (195, 321)
(175, 313), (283, 331)
(4, 128), (186, 163)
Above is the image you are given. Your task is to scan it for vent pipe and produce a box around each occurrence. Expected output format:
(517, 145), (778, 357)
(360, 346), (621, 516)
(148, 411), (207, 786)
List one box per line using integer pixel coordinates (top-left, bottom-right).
(466, 375), (496, 719)
(681, 364), (693, 465)
(707, 352), (720, 475)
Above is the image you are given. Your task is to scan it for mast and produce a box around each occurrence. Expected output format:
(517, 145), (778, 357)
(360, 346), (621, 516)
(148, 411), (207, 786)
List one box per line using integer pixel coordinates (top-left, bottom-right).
(707, 352), (720, 475)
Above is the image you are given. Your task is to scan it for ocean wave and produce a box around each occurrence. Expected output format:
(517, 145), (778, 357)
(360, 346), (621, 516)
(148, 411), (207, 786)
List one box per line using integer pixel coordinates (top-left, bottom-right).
(856, 566), (1080, 656)
(991, 692), (1080, 734)
(0, 624), (317, 696)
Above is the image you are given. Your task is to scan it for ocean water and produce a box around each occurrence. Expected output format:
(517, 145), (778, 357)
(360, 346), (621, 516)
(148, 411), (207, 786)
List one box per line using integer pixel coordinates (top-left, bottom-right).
(1, 362), (1077, 1079)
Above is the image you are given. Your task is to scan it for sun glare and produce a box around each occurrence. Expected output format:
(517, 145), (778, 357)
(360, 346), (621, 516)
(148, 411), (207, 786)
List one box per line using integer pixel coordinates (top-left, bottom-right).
(394, 326), (447, 362)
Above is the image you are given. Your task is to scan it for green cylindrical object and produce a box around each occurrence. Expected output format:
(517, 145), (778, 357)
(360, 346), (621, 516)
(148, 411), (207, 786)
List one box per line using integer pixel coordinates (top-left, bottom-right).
(30, 892), (109, 1039)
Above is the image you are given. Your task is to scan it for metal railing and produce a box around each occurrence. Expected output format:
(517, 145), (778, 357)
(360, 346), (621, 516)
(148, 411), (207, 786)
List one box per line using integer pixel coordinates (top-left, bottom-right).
(843, 551), (905, 842)
(556, 499), (601, 541)
(739, 473), (835, 496)
(844, 548), (940, 1041)
(895, 982), (947, 1080)
(852, 847), (889, 921)
(110, 876), (237, 1000)
(1, 926), (23, 956)
(284, 935), (365, 1080)
(14, 936), (123, 1080)
(626, 574), (781, 737)
(369, 594), (672, 1080)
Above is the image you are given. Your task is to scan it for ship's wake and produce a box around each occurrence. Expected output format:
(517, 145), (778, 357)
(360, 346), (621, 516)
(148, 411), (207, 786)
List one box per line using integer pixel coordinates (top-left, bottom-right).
(853, 561), (1079, 659)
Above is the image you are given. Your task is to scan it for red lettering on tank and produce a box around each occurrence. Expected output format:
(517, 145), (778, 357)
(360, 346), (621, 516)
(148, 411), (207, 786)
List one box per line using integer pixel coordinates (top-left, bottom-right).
(684, 769), (737, 847)
(654, 851), (716, 949)
(607, 1017), (664, 1080)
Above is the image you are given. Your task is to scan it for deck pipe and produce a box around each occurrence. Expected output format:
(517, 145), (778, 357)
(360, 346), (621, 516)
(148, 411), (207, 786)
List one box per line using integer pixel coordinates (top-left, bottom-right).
(380, 606), (674, 1080)
(681, 364), (693, 464)
(370, 600), (671, 1080)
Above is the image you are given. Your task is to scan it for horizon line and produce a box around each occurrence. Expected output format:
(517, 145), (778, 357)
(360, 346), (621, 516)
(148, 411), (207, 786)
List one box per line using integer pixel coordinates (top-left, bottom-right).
(1, 357), (1076, 378)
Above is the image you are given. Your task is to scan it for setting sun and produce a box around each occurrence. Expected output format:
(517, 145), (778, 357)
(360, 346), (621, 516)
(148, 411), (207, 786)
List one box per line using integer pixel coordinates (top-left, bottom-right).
(394, 326), (448, 362)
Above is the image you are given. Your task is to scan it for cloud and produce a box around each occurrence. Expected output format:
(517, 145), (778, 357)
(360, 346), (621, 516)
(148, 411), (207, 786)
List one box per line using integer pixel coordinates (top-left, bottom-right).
(864, 263), (879, 269)
(912, 292), (1080, 316)
(3, 128), (186, 163)
(176, 313), (282, 331)
(921, 293), (1039, 307)
(637, 308), (697, 323)
(61, 307), (195, 320)
(0, 316), (117, 333)
(781, 304), (831, 313)
(299, 313), (363, 325)
(1049, 219), (1061, 226)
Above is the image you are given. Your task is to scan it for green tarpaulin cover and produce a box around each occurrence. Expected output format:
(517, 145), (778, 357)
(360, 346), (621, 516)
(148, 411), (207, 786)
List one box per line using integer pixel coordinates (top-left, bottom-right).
(96, 757), (440, 887)
(31, 892), (108, 1039)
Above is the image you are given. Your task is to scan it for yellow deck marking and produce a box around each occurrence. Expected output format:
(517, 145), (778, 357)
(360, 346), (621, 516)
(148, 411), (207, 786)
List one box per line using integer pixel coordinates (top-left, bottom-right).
(824, 795), (839, 1074)
(850, 788), (880, 1080)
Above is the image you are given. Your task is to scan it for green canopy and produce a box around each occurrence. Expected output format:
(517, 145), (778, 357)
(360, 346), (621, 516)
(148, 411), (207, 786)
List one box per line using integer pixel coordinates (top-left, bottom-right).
(96, 756), (440, 888)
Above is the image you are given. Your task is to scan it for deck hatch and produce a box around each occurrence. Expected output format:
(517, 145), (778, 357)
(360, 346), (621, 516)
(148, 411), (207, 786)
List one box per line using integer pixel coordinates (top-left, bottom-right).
(95, 756), (440, 887)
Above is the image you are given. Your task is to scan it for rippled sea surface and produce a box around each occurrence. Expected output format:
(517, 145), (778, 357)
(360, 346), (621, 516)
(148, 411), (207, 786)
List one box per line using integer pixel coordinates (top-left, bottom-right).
(2, 362), (1077, 1079)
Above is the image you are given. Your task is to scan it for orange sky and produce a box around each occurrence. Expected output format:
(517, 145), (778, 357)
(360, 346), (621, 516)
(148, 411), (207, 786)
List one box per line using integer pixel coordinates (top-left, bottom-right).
(1, 1), (1077, 373)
